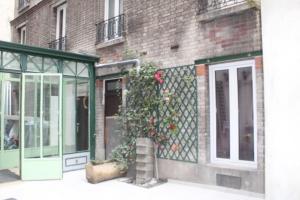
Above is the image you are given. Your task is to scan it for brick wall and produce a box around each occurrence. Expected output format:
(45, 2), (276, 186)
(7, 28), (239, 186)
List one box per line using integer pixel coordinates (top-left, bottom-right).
(10, 0), (265, 193)
(11, 0), (102, 55)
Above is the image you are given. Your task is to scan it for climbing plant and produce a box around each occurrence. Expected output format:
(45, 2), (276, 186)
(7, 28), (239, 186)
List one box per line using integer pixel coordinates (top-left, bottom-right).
(111, 62), (178, 167)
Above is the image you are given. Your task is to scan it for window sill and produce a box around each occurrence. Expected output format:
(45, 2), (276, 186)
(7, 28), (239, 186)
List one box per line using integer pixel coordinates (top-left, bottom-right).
(206, 162), (258, 172)
(95, 37), (125, 50)
(197, 2), (256, 22)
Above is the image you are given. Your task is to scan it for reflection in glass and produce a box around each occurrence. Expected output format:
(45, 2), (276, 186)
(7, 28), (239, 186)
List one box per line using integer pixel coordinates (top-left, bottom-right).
(215, 70), (230, 159)
(238, 67), (254, 161)
(4, 120), (19, 150)
(77, 63), (89, 77)
(24, 75), (41, 158)
(3, 77), (20, 150)
(63, 78), (76, 154)
(63, 61), (76, 76)
(43, 76), (60, 157)
(2, 52), (20, 70)
(76, 80), (89, 151)
(44, 58), (59, 73)
(27, 56), (42, 72)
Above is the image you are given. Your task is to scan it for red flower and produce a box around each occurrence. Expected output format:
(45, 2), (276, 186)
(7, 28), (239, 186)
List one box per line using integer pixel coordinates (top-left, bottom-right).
(154, 71), (164, 84)
(168, 123), (176, 130)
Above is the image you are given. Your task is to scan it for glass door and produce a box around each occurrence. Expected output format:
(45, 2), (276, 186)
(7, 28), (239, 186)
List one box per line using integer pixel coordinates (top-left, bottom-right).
(0, 73), (21, 170)
(21, 73), (62, 180)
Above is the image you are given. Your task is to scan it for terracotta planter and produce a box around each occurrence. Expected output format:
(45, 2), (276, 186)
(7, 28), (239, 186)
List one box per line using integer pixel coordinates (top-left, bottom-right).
(85, 160), (127, 184)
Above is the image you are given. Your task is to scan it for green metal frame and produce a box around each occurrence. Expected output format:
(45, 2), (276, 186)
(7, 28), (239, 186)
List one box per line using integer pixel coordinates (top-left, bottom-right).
(21, 73), (63, 180)
(157, 65), (199, 163)
(0, 41), (99, 64)
(0, 41), (98, 170)
(195, 50), (263, 65)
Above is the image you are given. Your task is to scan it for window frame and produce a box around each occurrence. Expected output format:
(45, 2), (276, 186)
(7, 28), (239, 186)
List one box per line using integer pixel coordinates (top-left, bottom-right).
(56, 3), (67, 40)
(104, 0), (120, 21)
(209, 59), (257, 168)
(62, 63), (90, 155)
(103, 0), (123, 42)
(20, 26), (26, 45)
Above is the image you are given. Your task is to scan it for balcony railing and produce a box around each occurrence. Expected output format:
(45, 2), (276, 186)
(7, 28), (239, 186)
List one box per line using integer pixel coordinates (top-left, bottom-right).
(48, 37), (67, 51)
(19, 0), (30, 10)
(96, 14), (125, 44)
(198, 0), (248, 14)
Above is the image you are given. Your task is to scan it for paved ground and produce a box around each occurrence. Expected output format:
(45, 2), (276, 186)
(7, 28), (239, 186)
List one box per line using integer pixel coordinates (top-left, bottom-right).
(0, 170), (264, 200)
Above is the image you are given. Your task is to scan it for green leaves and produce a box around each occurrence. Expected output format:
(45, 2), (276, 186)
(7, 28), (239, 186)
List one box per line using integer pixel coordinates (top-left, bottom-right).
(111, 62), (178, 167)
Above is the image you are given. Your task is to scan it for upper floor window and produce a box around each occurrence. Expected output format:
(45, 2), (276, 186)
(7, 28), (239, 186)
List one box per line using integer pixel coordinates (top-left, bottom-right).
(19, 26), (26, 44)
(105, 0), (122, 20)
(49, 3), (67, 50)
(19, 0), (29, 10)
(198, 0), (247, 14)
(96, 0), (124, 44)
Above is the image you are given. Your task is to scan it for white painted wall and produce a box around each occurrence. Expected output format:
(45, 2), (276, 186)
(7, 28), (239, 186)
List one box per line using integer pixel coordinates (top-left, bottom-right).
(0, 1), (15, 41)
(262, 1), (300, 200)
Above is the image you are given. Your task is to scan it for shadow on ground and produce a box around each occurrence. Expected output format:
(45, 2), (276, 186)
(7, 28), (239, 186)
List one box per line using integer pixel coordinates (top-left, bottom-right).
(0, 169), (19, 184)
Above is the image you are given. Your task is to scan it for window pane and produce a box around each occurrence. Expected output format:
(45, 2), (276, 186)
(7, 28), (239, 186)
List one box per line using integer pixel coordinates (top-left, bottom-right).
(44, 58), (59, 73)
(77, 63), (89, 77)
(4, 80), (20, 115)
(4, 120), (20, 150)
(108, 0), (115, 18)
(24, 75), (41, 158)
(63, 78), (76, 154)
(43, 76), (60, 158)
(3, 52), (20, 70)
(105, 79), (122, 116)
(76, 80), (89, 151)
(215, 70), (230, 159)
(27, 56), (42, 72)
(63, 61), (76, 76)
(3, 78), (21, 150)
(238, 67), (254, 161)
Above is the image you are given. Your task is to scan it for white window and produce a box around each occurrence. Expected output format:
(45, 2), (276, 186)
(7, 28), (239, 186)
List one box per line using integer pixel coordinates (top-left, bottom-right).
(54, 4), (67, 50)
(209, 60), (257, 167)
(56, 4), (66, 40)
(20, 26), (26, 44)
(103, 0), (123, 41)
(105, 0), (122, 20)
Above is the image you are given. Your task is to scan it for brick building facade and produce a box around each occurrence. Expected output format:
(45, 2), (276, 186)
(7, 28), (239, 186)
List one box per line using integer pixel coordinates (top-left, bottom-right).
(10, 0), (264, 194)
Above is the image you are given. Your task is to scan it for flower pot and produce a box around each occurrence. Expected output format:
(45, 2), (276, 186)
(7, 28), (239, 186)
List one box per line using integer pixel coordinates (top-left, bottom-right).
(85, 160), (127, 184)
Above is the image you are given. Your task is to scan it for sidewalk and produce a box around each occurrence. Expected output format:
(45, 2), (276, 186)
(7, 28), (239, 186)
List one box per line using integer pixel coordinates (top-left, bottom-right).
(0, 170), (264, 200)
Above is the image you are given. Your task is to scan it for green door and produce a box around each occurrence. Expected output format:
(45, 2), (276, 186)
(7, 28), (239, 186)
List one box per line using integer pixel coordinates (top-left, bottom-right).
(21, 73), (62, 180)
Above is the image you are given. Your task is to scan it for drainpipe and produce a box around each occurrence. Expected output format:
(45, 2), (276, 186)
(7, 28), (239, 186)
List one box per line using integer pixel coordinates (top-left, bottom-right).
(95, 59), (141, 73)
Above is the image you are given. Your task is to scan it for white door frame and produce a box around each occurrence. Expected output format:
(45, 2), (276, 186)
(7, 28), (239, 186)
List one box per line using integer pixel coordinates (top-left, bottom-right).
(209, 59), (257, 168)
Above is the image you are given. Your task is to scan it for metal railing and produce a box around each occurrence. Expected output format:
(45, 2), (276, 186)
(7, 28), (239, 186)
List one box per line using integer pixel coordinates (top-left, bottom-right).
(96, 14), (125, 44)
(19, 0), (30, 10)
(198, 0), (247, 14)
(48, 37), (67, 51)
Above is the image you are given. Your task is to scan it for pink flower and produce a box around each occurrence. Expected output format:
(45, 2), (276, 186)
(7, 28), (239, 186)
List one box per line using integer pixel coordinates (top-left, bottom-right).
(154, 71), (164, 84)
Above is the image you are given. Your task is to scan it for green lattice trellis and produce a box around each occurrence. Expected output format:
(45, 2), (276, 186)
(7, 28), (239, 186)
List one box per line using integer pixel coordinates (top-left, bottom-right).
(157, 65), (198, 163)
